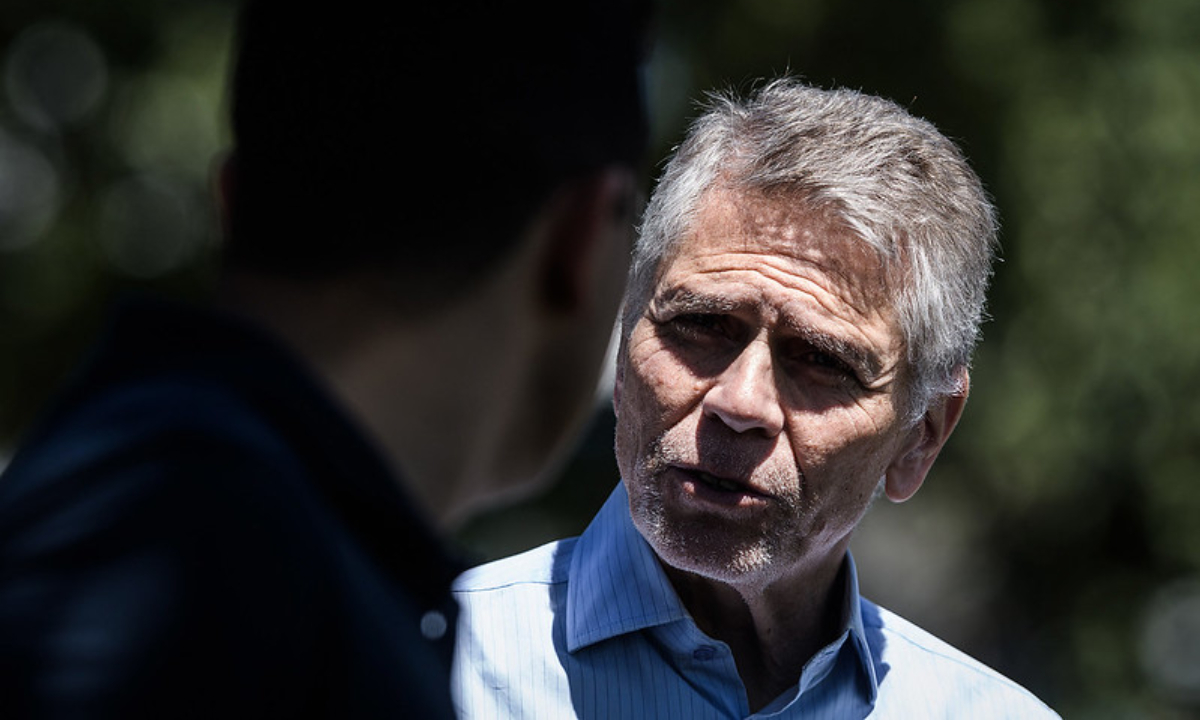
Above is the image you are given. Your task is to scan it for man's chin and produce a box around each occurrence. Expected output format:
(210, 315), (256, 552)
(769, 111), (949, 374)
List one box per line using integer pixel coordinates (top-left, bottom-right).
(635, 512), (779, 586)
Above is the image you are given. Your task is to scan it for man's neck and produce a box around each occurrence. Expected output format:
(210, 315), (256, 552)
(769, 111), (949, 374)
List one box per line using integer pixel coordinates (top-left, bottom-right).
(664, 552), (850, 713)
(216, 270), (531, 529)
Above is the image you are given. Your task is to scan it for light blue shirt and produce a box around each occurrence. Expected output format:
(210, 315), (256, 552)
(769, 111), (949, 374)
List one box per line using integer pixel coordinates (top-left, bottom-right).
(452, 483), (1059, 719)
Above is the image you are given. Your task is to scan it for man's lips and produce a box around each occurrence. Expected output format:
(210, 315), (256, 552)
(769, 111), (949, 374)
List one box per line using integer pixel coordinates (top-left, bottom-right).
(670, 465), (772, 500)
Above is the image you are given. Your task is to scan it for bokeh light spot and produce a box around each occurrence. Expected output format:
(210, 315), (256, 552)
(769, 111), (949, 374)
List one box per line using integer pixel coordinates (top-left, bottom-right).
(4, 21), (109, 132)
(98, 174), (206, 278)
(0, 129), (60, 250)
(1139, 577), (1200, 705)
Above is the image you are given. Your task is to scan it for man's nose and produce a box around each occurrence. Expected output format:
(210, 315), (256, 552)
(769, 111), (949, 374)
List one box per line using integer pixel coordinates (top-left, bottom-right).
(701, 338), (785, 436)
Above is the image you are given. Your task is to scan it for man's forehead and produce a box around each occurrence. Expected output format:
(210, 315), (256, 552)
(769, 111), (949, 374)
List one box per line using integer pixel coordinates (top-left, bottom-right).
(658, 185), (894, 311)
(676, 185), (887, 278)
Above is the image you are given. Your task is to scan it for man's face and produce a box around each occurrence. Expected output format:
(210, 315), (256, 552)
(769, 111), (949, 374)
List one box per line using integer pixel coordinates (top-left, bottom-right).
(615, 185), (921, 589)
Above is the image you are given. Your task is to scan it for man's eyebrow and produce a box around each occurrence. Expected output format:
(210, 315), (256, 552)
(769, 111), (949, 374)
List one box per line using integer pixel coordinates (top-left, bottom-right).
(651, 287), (739, 314)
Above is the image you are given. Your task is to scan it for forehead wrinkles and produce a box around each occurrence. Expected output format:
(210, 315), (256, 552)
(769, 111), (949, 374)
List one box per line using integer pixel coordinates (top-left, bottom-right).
(667, 184), (893, 321)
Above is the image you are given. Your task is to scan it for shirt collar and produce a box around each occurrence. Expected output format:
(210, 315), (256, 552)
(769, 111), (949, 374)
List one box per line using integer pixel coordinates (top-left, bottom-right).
(565, 481), (879, 702)
(841, 551), (880, 702)
(565, 482), (689, 651)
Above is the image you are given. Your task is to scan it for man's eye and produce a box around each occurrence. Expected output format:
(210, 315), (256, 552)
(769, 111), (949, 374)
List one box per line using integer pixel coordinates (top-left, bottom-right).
(671, 313), (724, 335)
(805, 351), (846, 370)
(797, 351), (861, 385)
(663, 313), (745, 345)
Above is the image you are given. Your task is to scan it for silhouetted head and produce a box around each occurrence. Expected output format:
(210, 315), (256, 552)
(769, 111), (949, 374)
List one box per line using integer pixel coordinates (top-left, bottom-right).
(225, 0), (651, 307)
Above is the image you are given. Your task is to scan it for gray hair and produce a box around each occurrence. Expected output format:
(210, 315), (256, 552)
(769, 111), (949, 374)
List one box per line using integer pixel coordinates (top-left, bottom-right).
(623, 78), (998, 417)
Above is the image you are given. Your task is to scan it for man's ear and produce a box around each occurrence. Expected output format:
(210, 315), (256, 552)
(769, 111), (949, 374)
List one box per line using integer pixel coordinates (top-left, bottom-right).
(212, 151), (236, 237)
(883, 371), (970, 503)
(538, 167), (635, 312)
(612, 341), (628, 416)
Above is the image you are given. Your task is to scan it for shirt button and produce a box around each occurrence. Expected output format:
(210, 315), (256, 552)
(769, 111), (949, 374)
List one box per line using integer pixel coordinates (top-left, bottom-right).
(692, 645), (716, 661)
(420, 610), (448, 640)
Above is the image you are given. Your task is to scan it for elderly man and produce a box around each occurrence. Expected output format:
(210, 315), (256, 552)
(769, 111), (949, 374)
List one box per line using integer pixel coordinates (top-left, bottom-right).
(452, 79), (1059, 718)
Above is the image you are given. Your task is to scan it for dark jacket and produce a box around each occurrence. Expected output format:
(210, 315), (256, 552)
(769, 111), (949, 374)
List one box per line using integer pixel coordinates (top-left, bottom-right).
(0, 297), (462, 718)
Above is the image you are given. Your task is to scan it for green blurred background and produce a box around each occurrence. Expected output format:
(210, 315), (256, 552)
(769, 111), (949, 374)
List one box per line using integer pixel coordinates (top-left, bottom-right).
(2, 0), (1199, 717)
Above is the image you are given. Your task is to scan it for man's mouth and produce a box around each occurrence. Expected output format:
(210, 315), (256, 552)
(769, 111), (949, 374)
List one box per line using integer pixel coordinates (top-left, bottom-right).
(694, 470), (746, 493)
(670, 466), (770, 506)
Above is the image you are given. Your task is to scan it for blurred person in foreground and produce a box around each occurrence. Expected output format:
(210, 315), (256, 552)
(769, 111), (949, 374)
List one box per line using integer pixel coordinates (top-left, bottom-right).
(452, 78), (1060, 719)
(0, 0), (650, 717)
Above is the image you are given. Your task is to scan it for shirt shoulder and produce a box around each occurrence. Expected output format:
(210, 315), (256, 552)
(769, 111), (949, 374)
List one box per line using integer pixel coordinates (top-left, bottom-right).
(454, 536), (577, 593)
(452, 538), (582, 719)
(864, 599), (1061, 719)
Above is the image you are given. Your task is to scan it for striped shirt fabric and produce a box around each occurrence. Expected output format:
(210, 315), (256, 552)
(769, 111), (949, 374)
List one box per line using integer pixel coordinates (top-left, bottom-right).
(452, 482), (1060, 719)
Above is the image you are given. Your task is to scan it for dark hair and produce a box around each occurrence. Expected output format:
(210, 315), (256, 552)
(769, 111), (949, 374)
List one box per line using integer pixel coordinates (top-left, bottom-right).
(225, 0), (651, 298)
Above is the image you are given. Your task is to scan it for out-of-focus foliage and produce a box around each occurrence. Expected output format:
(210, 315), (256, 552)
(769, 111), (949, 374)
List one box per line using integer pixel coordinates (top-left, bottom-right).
(0, 1), (234, 443)
(2, 1), (1198, 717)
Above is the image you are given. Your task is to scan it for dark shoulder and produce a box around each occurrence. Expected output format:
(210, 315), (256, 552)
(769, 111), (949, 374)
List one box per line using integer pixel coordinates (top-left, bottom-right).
(4, 371), (314, 509)
(0, 368), (336, 597)
(0, 372), (342, 716)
